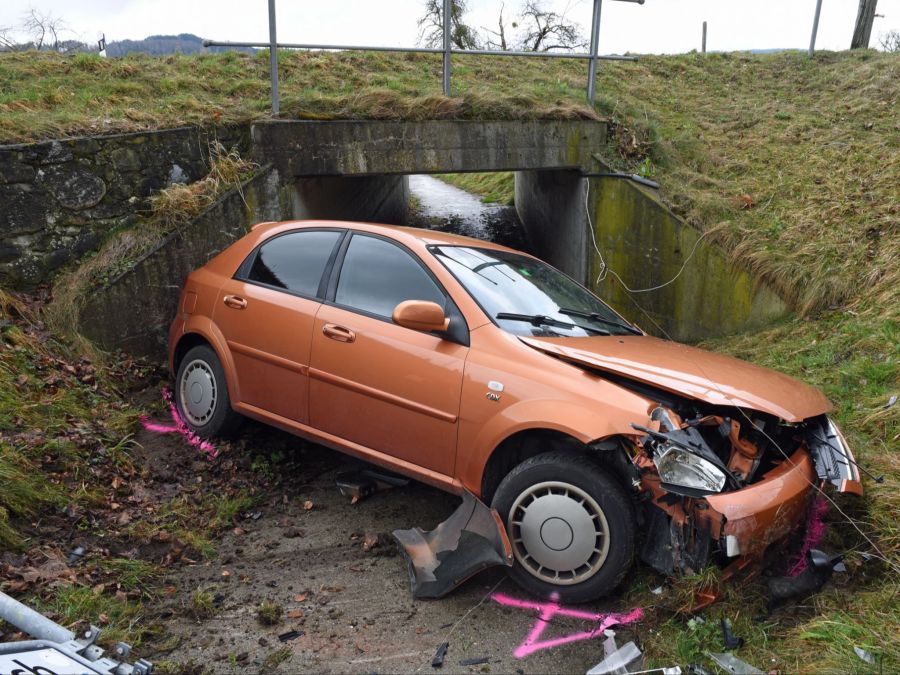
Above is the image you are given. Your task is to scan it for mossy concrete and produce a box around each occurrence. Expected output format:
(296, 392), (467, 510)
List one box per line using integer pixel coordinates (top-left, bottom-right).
(79, 166), (291, 358)
(251, 120), (606, 177)
(586, 176), (789, 342)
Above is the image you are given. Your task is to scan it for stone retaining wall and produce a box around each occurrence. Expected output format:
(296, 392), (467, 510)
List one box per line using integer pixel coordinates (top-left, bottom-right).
(0, 126), (247, 288)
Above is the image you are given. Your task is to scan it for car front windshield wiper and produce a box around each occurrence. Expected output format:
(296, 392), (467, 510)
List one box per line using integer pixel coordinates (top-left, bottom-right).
(496, 313), (610, 336)
(557, 308), (642, 335)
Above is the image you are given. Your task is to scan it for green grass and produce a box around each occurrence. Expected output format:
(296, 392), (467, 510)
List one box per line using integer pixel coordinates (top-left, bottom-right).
(436, 172), (515, 204)
(2, 48), (897, 673)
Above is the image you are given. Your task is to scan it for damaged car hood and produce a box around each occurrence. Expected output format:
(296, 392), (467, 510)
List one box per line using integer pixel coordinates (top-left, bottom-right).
(520, 335), (831, 422)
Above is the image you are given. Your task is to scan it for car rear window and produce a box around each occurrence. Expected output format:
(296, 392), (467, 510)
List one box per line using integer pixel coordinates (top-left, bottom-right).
(335, 234), (445, 318)
(246, 230), (342, 297)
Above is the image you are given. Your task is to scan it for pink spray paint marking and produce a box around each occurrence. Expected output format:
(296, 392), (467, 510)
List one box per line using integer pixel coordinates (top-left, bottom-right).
(492, 592), (643, 659)
(788, 495), (829, 576)
(139, 387), (219, 459)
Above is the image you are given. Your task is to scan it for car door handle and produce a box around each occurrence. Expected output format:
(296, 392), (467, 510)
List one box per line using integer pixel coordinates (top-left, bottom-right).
(223, 295), (247, 310)
(322, 323), (356, 343)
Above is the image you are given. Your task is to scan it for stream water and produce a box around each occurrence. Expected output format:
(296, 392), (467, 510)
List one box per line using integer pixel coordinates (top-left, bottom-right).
(407, 174), (528, 251)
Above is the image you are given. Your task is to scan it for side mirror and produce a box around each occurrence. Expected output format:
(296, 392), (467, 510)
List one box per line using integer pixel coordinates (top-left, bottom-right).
(392, 300), (450, 333)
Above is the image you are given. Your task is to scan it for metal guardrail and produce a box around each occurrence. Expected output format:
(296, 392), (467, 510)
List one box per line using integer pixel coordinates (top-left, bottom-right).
(204, 0), (644, 114)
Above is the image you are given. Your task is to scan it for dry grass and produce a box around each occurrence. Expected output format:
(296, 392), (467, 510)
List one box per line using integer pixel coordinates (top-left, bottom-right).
(44, 143), (256, 346)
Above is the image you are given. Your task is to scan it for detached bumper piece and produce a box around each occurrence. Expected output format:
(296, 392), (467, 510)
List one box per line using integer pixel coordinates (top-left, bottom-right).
(393, 491), (513, 599)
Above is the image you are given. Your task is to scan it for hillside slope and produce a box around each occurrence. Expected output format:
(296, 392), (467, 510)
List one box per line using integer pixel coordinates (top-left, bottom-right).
(1, 48), (898, 671)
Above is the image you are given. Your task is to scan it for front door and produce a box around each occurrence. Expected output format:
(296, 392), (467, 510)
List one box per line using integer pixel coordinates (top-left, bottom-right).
(308, 233), (467, 476)
(214, 228), (344, 424)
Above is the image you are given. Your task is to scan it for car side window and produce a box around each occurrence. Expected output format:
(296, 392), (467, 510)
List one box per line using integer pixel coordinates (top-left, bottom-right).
(335, 235), (446, 319)
(245, 230), (342, 297)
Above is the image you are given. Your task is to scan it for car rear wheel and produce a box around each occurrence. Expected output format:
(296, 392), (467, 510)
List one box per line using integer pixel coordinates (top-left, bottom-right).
(491, 452), (635, 602)
(175, 344), (242, 437)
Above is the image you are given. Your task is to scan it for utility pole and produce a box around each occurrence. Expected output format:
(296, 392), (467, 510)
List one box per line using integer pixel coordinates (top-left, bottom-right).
(268, 0), (279, 114)
(442, 0), (451, 96)
(808, 0), (822, 57)
(851, 0), (878, 49)
(701, 21), (707, 53)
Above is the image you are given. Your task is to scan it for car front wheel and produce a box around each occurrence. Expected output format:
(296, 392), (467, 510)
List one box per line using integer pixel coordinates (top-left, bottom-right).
(174, 344), (242, 437)
(491, 452), (635, 603)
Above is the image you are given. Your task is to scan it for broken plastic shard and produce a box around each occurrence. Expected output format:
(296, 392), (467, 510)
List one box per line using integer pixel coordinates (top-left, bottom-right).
(393, 490), (513, 599)
(586, 639), (642, 675)
(854, 646), (876, 664)
(707, 652), (765, 675)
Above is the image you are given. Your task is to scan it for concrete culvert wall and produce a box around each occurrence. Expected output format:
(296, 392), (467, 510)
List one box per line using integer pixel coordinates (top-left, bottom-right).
(78, 166), (291, 358)
(515, 170), (789, 342)
(584, 176), (789, 342)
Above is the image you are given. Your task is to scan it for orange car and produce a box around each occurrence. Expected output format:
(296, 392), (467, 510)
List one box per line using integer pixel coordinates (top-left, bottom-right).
(168, 220), (862, 601)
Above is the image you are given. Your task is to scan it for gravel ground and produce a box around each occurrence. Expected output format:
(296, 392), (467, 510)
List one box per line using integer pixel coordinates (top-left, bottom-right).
(152, 430), (643, 674)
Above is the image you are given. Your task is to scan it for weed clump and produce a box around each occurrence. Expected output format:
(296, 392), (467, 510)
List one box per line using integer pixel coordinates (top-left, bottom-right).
(257, 600), (283, 626)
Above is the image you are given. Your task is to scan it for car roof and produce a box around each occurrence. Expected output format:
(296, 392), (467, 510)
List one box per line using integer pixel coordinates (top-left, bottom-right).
(251, 220), (529, 256)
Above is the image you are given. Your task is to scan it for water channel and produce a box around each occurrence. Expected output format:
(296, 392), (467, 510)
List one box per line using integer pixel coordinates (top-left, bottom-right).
(406, 174), (527, 251)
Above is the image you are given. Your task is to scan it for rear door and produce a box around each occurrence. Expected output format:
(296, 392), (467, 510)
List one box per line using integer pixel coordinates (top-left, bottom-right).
(214, 228), (345, 424)
(308, 233), (468, 476)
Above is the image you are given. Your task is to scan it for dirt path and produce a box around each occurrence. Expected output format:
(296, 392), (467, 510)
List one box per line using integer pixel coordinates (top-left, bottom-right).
(147, 426), (642, 674)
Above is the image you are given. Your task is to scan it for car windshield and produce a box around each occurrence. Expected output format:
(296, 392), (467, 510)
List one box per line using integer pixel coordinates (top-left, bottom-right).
(431, 245), (639, 338)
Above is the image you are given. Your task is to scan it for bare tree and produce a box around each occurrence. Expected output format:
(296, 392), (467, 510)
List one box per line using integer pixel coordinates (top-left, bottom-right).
(483, 3), (513, 51)
(879, 29), (900, 52)
(22, 8), (67, 50)
(418, 0), (480, 50)
(517, 0), (586, 52)
(0, 26), (22, 51)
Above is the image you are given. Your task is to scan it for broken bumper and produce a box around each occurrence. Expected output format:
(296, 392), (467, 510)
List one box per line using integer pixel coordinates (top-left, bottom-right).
(704, 448), (816, 557)
(640, 444), (860, 575)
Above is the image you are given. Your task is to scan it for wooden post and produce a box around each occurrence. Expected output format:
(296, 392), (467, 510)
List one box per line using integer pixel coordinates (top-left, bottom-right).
(702, 21), (707, 53)
(851, 0), (878, 49)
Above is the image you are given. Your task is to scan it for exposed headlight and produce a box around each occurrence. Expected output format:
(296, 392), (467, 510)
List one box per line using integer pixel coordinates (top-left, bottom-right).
(654, 445), (726, 493)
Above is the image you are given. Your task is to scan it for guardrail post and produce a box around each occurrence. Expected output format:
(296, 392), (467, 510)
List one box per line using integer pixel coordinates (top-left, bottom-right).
(442, 0), (452, 96)
(586, 0), (602, 105)
(808, 0), (823, 57)
(268, 0), (280, 114)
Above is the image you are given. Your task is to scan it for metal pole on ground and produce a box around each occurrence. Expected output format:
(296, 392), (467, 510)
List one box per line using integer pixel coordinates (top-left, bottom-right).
(268, 0), (280, 115)
(702, 21), (707, 53)
(442, 0), (452, 96)
(809, 0), (823, 57)
(587, 0), (602, 105)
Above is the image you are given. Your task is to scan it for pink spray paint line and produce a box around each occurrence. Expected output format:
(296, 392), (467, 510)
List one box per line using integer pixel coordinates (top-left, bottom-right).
(139, 387), (219, 460)
(491, 592), (644, 659)
(788, 495), (829, 576)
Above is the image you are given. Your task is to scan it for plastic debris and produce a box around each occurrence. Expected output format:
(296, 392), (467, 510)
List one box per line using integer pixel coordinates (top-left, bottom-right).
(768, 549), (844, 612)
(431, 642), (449, 668)
(720, 618), (744, 650)
(707, 652), (765, 675)
(277, 630), (303, 642)
(394, 491), (512, 599)
(651, 586), (664, 595)
(884, 395), (897, 409)
(586, 630), (643, 675)
(459, 656), (489, 666)
(854, 646), (876, 664)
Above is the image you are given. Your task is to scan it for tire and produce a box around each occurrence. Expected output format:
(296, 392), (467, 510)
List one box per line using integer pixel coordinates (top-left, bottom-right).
(491, 452), (635, 603)
(174, 344), (242, 438)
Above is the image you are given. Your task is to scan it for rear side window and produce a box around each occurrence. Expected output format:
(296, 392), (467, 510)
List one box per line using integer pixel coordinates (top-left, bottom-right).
(246, 230), (341, 297)
(335, 235), (445, 318)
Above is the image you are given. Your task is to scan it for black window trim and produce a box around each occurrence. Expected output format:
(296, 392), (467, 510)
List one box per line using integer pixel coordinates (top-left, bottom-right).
(233, 227), (348, 302)
(325, 231), (470, 347)
(428, 243), (636, 337)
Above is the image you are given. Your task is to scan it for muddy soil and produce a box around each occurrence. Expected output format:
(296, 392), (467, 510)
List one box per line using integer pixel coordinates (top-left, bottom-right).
(145, 420), (643, 674)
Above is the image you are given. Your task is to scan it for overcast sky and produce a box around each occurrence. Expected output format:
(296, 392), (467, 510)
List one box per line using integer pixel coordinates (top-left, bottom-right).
(2, 1), (899, 54)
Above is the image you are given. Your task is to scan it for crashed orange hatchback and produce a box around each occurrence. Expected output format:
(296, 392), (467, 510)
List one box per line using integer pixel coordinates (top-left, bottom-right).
(168, 220), (862, 602)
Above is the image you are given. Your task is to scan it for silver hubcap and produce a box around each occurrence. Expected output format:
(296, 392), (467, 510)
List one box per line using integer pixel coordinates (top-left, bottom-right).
(509, 481), (610, 585)
(179, 358), (217, 426)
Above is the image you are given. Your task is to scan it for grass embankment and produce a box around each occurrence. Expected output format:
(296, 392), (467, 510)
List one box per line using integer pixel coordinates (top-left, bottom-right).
(1, 48), (897, 670)
(0, 292), (262, 648)
(436, 172), (515, 205)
